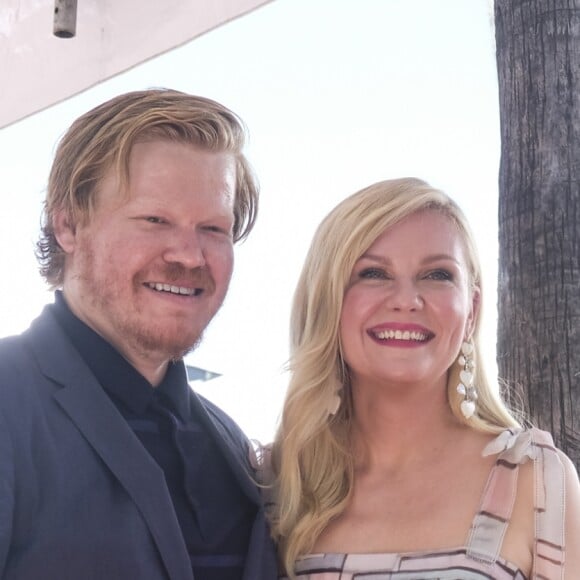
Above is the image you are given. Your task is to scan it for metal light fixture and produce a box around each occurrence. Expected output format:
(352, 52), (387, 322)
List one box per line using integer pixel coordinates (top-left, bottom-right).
(53, 0), (78, 38)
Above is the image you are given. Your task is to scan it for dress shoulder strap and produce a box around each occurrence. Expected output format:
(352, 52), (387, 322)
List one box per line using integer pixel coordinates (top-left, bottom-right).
(466, 429), (523, 564)
(466, 428), (566, 578)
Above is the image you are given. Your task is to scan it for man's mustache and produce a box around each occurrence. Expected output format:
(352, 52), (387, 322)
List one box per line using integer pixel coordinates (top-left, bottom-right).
(146, 264), (216, 293)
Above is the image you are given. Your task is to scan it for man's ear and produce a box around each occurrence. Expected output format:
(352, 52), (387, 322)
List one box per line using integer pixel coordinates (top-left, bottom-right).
(52, 210), (77, 254)
(466, 287), (481, 339)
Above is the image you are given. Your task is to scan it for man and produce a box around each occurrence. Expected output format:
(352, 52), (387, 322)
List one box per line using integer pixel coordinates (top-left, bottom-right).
(0, 89), (277, 580)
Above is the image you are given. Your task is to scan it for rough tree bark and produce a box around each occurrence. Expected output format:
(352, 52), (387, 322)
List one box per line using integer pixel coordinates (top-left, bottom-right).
(495, 0), (580, 469)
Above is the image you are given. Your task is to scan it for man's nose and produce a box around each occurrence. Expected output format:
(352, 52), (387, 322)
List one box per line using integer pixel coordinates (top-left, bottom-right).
(162, 228), (206, 269)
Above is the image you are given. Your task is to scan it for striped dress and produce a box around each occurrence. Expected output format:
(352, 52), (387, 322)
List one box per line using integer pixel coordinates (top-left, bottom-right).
(286, 428), (566, 580)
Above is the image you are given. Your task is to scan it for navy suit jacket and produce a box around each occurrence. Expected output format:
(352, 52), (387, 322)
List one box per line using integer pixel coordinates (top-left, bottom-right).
(0, 306), (277, 579)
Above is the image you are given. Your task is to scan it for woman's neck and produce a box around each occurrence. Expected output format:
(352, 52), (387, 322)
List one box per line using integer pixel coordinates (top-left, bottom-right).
(350, 377), (464, 473)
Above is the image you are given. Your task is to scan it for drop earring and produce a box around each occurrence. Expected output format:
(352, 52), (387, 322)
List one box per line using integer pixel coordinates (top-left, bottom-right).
(457, 340), (477, 419)
(328, 391), (341, 416)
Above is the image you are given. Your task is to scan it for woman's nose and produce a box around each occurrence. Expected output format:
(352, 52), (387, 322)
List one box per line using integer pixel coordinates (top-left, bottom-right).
(386, 279), (423, 311)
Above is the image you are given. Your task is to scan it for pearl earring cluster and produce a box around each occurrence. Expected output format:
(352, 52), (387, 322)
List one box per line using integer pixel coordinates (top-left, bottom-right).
(457, 340), (477, 419)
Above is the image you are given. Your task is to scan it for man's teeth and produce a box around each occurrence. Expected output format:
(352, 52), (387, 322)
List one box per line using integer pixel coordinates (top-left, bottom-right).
(147, 283), (198, 296)
(375, 329), (428, 341)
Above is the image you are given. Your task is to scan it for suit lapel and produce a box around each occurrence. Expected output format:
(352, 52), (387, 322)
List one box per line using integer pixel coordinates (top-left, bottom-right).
(188, 389), (263, 506)
(27, 308), (194, 580)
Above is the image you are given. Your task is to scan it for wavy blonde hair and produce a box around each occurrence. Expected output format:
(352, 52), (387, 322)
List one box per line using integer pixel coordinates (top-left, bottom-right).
(37, 88), (258, 288)
(270, 177), (520, 577)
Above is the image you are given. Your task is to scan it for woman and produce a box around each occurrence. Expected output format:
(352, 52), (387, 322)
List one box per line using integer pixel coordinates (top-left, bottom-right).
(268, 178), (580, 579)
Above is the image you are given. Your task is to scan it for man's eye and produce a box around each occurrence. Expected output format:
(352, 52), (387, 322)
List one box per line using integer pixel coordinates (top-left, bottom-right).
(202, 224), (234, 237)
(145, 216), (165, 224)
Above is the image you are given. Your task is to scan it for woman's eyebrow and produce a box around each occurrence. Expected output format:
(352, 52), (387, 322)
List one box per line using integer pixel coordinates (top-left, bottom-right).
(357, 252), (460, 265)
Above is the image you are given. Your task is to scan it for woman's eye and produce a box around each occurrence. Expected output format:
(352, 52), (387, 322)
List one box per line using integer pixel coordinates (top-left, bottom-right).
(359, 267), (389, 280)
(425, 269), (453, 281)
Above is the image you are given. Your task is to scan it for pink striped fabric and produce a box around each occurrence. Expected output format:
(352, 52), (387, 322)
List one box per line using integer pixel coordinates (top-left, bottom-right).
(285, 428), (566, 580)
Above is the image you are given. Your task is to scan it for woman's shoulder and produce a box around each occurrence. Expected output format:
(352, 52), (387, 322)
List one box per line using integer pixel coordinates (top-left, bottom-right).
(486, 426), (580, 578)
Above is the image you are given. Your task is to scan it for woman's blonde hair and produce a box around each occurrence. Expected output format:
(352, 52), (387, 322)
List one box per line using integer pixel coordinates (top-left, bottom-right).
(270, 177), (520, 577)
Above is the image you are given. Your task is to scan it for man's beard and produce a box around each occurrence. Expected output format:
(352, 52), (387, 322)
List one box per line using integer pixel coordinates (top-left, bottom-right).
(74, 243), (213, 363)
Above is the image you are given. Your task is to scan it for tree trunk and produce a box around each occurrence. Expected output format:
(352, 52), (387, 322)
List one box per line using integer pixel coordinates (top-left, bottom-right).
(495, 0), (580, 469)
